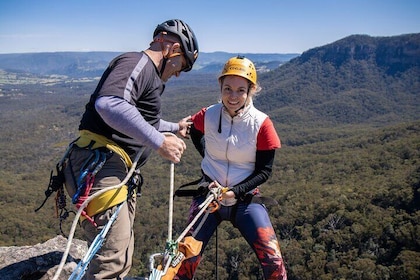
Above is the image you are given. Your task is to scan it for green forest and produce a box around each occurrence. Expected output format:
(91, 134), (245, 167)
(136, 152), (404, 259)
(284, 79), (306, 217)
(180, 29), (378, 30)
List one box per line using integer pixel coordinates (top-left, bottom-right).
(0, 79), (418, 280)
(1, 34), (419, 279)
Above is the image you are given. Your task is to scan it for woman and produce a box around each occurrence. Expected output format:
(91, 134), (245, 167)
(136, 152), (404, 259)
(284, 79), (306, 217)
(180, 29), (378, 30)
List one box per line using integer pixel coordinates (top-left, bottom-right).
(176, 56), (287, 279)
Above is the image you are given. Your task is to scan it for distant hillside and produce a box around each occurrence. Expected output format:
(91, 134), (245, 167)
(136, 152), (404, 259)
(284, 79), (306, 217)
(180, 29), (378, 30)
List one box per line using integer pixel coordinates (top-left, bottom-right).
(0, 52), (118, 78)
(195, 52), (298, 73)
(255, 33), (420, 127)
(0, 33), (419, 280)
(0, 51), (298, 78)
(0, 33), (418, 129)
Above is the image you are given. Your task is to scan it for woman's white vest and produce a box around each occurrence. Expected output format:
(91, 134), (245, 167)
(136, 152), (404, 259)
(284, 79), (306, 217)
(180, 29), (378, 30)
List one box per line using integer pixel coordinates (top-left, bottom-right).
(202, 103), (268, 205)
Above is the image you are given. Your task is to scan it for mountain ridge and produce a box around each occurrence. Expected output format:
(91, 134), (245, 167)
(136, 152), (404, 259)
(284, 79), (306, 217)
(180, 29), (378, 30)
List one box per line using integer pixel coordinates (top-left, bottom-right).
(254, 33), (420, 127)
(0, 51), (299, 78)
(0, 32), (419, 279)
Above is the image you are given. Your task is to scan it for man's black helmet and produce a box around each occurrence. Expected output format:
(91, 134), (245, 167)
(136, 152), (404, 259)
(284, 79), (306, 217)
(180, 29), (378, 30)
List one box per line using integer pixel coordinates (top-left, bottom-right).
(154, 19), (199, 72)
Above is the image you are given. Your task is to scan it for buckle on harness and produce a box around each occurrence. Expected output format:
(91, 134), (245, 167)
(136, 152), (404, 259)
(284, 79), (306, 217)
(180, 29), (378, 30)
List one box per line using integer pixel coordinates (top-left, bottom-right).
(128, 168), (143, 197)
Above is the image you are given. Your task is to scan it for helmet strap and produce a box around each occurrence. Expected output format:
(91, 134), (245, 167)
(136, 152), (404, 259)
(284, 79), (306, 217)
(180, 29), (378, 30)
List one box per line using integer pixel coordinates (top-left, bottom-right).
(155, 33), (184, 75)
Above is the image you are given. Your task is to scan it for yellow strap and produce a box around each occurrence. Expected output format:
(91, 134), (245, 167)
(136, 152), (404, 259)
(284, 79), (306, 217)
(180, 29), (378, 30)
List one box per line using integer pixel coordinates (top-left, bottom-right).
(75, 130), (133, 220)
(85, 186), (129, 217)
(76, 130), (132, 167)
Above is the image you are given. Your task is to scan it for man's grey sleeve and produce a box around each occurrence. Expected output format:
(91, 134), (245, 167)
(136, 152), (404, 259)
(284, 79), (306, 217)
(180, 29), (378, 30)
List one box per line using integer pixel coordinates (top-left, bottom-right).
(158, 119), (179, 133)
(95, 95), (164, 150)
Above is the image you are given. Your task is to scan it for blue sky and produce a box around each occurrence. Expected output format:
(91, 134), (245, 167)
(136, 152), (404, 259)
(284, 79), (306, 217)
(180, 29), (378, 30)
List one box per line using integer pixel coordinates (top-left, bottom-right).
(0, 0), (419, 54)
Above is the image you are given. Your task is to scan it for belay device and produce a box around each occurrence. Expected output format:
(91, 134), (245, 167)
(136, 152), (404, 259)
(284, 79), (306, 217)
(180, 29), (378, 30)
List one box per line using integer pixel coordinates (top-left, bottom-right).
(148, 162), (226, 280)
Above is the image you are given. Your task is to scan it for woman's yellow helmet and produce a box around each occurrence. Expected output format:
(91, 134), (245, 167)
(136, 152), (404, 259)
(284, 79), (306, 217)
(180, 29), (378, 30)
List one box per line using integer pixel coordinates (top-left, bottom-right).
(219, 56), (257, 85)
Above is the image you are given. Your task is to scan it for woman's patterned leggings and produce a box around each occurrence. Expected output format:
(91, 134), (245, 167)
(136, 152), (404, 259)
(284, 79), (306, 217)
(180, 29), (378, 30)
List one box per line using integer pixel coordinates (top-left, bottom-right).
(176, 196), (287, 280)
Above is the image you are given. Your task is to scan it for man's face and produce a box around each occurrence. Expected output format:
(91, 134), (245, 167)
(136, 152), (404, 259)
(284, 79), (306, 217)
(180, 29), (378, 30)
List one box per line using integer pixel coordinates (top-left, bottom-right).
(161, 48), (188, 82)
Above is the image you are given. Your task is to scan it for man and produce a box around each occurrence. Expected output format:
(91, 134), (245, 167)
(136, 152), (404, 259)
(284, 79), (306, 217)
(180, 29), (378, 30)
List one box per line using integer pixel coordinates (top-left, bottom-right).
(63, 19), (198, 279)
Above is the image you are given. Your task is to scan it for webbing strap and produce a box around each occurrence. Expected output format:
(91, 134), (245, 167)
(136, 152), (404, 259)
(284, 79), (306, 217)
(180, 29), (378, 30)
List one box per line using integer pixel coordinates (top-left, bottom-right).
(174, 177), (203, 197)
(77, 130), (132, 167)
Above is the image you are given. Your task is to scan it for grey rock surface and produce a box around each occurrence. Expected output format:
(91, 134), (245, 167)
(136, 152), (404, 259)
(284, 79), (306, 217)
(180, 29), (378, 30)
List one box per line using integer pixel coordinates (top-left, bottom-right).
(0, 235), (146, 279)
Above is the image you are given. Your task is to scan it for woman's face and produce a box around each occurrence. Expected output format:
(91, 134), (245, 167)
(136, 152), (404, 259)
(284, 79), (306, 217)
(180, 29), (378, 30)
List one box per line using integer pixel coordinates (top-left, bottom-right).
(220, 75), (249, 116)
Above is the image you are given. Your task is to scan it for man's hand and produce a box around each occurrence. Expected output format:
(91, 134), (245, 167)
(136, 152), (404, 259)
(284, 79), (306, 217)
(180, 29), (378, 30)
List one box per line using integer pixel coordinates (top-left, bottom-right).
(178, 116), (193, 139)
(157, 133), (187, 163)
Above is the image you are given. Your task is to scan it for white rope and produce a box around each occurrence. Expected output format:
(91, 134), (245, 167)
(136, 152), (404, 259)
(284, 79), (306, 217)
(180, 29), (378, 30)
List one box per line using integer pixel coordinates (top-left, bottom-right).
(148, 187), (222, 279)
(162, 131), (178, 242)
(176, 188), (220, 243)
(168, 162), (175, 242)
(53, 131), (180, 279)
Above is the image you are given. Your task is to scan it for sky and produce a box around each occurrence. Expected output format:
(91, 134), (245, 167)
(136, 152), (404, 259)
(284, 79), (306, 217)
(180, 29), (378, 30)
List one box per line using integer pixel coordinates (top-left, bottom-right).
(0, 0), (419, 54)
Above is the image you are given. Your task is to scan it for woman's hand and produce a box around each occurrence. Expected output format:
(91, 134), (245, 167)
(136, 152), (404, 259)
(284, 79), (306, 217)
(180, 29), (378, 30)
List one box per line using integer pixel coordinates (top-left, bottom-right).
(178, 116), (193, 139)
(208, 181), (234, 200)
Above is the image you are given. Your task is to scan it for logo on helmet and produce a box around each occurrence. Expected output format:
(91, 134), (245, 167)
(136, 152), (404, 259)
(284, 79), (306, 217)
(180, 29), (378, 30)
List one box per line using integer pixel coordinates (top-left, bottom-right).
(228, 66), (246, 72)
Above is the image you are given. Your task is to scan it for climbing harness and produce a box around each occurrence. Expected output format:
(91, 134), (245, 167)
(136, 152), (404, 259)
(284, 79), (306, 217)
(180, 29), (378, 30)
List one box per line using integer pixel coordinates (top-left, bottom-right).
(171, 177), (277, 280)
(148, 167), (227, 280)
(51, 145), (143, 280)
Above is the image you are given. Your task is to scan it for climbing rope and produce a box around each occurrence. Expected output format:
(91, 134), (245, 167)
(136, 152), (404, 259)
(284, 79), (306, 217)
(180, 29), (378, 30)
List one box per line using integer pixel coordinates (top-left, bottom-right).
(149, 184), (226, 279)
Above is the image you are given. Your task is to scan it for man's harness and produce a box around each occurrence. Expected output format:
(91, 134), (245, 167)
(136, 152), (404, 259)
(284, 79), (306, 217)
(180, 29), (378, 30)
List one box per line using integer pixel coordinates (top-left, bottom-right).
(35, 130), (143, 233)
